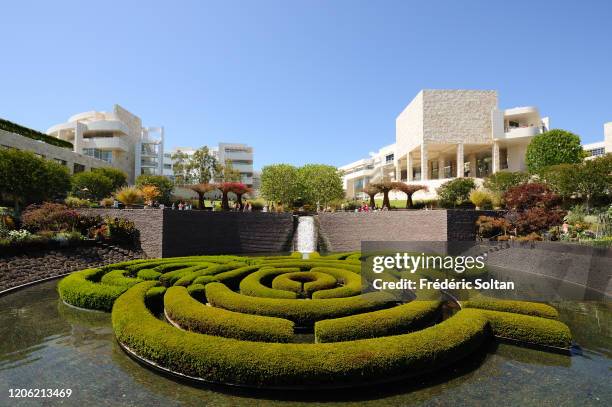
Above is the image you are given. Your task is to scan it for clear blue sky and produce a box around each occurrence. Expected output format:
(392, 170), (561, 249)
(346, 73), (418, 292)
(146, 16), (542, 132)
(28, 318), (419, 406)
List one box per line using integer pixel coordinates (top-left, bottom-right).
(1, 0), (611, 170)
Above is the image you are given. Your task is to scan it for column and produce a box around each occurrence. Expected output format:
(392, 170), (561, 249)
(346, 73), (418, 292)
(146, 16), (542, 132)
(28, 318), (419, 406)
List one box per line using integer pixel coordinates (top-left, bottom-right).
(438, 156), (445, 179)
(456, 143), (464, 178)
(492, 141), (500, 174)
(420, 144), (428, 181)
(394, 157), (402, 182)
(469, 153), (477, 177)
(407, 153), (413, 181)
(74, 123), (83, 153)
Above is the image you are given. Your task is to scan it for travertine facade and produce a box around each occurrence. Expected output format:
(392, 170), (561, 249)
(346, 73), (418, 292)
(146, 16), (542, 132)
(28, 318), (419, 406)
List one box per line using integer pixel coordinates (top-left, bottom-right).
(342, 89), (550, 200)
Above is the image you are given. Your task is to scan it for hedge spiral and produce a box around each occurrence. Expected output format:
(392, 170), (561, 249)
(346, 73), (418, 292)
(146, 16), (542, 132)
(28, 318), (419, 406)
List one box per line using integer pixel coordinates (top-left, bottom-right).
(58, 252), (572, 389)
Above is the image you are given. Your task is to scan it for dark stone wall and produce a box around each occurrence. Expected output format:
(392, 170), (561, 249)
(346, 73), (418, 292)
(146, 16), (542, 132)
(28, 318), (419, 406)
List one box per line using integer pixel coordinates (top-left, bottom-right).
(80, 209), (295, 257)
(482, 241), (612, 297)
(162, 211), (294, 256)
(318, 211), (449, 252)
(446, 209), (502, 241)
(79, 208), (164, 258)
(0, 244), (143, 292)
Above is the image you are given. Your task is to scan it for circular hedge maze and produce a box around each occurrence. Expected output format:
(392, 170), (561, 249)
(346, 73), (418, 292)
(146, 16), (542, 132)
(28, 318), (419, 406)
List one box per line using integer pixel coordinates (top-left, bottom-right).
(58, 252), (572, 389)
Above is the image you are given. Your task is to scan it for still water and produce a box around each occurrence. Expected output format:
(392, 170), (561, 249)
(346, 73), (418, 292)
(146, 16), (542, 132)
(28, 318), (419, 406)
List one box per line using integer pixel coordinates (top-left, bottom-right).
(0, 277), (610, 407)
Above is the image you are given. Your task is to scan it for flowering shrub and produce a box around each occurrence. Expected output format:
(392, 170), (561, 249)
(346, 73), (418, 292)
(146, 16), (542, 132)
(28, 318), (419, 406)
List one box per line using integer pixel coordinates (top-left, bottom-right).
(8, 229), (32, 242)
(503, 183), (566, 237)
(21, 203), (79, 233)
(105, 217), (138, 244)
(476, 216), (511, 240)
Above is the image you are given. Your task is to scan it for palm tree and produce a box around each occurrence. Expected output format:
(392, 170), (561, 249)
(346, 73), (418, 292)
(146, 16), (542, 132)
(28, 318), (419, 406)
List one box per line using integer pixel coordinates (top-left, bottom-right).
(393, 183), (428, 208)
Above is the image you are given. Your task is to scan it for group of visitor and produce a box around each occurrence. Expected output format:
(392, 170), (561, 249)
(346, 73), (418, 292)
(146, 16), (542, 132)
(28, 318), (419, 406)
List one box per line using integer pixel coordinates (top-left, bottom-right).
(171, 201), (193, 210)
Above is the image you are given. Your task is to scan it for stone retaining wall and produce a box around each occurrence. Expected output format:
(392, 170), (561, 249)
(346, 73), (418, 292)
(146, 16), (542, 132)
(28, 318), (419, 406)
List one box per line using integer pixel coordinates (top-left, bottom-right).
(0, 244), (144, 293)
(78, 209), (294, 257)
(482, 241), (612, 298)
(318, 210), (498, 252)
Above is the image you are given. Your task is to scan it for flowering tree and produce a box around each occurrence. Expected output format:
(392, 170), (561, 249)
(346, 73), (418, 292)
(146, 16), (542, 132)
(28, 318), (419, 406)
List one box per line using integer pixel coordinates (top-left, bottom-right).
(393, 183), (428, 208)
(230, 183), (252, 210)
(362, 184), (379, 208)
(188, 183), (216, 209)
(218, 182), (249, 211)
(370, 180), (395, 209)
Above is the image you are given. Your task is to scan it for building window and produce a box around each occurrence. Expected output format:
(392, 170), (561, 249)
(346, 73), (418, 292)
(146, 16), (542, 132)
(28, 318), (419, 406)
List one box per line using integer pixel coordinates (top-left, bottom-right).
(163, 164), (172, 169)
(587, 147), (605, 157)
(54, 158), (67, 166)
(385, 154), (394, 163)
(83, 148), (112, 163)
(73, 163), (85, 174)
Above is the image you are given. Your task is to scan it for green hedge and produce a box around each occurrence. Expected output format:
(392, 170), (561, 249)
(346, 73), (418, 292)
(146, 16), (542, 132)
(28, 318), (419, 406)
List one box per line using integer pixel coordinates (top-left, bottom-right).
(239, 267), (300, 299)
(463, 297), (559, 319)
(0, 118), (74, 149)
(271, 271), (337, 298)
(478, 309), (571, 348)
(100, 269), (142, 287)
(164, 286), (294, 342)
(137, 269), (162, 281)
(309, 267), (361, 299)
(315, 300), (442, 342)
(112, 282), (489, 388)
(206, 282), (394, 326)
(58, 268), (129, 311)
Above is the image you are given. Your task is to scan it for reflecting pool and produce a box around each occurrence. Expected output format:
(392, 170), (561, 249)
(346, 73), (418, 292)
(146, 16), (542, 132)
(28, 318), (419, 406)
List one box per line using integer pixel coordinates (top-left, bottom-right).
(0, 277), (610, 407)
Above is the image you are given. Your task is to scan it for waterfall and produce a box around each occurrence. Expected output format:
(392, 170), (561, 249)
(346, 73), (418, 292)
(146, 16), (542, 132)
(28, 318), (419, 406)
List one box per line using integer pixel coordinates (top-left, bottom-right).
(295, 216), (317, 258)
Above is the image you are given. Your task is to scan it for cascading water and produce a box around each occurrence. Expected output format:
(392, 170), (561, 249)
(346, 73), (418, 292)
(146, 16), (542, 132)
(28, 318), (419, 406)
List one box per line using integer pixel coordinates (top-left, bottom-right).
(295, 216), (317, 258)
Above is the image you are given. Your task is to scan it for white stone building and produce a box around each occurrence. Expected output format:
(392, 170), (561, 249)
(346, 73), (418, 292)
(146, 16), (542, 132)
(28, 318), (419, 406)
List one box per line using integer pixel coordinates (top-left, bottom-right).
(341, 89), (550, 200)
(583, 122), (612, 159)
(46, 105), (164, 183)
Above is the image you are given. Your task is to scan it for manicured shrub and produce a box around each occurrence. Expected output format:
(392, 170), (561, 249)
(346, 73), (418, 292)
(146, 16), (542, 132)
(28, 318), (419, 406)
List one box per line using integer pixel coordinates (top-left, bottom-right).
(137, 269), (162, 280)
(477, 309), (571, 348)
(187, 283), (207, 302)
(239, 267), (301, 299)
(58, 268), (129, 311)
(315, 300), (442, 342)
(526, 129), (584, 173)
(100, 269), (142, 287)
(92, 167), (127, 191)
(463, 296), (559, 319)
(309, 267), (361, 299)
(206, 282), (393, 326)
(437, 178), (477, 208)
(165, 286), (294, 342)
(271, 271), (337, 298)
(112, 282), (490, 388)
(71, 171), (114, 201)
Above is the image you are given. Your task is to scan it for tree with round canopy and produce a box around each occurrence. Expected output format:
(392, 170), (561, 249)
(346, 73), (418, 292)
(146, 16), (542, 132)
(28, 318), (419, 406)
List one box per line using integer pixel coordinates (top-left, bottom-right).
(393, 183), (428, 208)
(187, 183), (217, 209)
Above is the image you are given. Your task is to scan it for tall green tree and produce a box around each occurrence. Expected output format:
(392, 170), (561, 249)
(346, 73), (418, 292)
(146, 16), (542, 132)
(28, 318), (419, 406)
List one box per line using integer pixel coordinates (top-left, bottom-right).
(483, 171), (529, 195)
(191, 147), (219, 184)
(0, 148), (70, 212)
(526, 129), (584, 173)
(92, 167), (127, 191)
(573, 154), (612, 210)
(136, 175), (174, 204)
(71, 171), (114, 201)
(437, 178), (477, 208)
(260, 164), (300, 208)
(297, 164), (344, 208)
(171, 150), (193, 184)
(216, 160), (241, 183)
